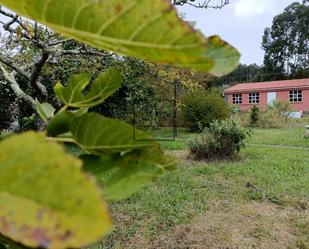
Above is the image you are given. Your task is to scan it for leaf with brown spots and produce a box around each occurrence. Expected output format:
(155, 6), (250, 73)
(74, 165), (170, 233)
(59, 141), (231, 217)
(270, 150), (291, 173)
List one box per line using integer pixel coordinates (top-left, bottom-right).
(0, 132), (112, 249)
(0, 0), (240, 76)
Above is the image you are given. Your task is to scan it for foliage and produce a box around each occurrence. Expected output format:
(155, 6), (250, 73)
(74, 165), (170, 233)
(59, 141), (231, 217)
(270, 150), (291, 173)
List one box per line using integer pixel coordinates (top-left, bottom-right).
(0, 71), (176, 249)
(0, 0), (239, 76)
(0, 132), (112, 249)
(0, 0), (240, 248)
(94, 58), (157, 128)
(258, 111), (287, 129)
(268, 100), (293, 120)
(187, 119), (250, 160)
(258, 101), (292, 128)
(262, 0), (309, 80)
(233, 101), (293, 129)
(54, 68), (122, 108)
(250, 106), (260, 127)
(182, 90), (229, 132)
(209, 63), (264, 87)
(0, 83), (15, 131)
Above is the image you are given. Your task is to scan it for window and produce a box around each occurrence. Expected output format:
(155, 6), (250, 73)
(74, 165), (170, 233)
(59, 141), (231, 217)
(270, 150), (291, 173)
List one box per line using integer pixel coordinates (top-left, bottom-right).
(249, 92), (260, 104)
(233, 94), (242, 104)
(289, 90), (302, 102)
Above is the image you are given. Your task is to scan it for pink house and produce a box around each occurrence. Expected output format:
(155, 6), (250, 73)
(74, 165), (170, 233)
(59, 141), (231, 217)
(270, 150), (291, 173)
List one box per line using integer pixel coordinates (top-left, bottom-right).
(224, 78), (309, 112)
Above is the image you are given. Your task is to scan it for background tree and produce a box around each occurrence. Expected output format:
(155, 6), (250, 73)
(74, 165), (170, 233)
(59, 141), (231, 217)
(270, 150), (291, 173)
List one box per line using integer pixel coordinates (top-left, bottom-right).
(208, 63), (264, 86)
(262, 0), (309, 80)
(0, 7), (216, 132)
(0, 8), (115, 130)
(0, 7), (114, 104)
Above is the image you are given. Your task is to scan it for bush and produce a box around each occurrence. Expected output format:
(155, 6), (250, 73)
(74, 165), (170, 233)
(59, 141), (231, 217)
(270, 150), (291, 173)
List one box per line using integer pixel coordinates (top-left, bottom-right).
(258, 111), (286, 128)
(188, 119), (250, 160)
(232, 101), (293, 129)
(250, 105), (260, 127)
(182, 90), (229, 132)
(268, 100), (292, 120)
(258, 101), (292, 128)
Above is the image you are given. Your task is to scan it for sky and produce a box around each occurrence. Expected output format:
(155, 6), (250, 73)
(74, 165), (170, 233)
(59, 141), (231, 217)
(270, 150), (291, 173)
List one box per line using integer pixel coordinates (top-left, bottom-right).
(178, 0), (298, 65)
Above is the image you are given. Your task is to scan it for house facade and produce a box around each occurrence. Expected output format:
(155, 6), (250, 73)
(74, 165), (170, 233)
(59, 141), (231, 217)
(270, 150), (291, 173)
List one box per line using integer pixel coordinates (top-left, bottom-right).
(224, 78), (309, 112)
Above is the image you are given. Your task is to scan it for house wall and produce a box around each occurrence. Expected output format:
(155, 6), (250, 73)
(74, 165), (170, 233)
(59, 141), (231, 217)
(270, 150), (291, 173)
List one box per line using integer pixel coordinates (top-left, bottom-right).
(226, 89), (309, 111)
(276, 89), (309, 111)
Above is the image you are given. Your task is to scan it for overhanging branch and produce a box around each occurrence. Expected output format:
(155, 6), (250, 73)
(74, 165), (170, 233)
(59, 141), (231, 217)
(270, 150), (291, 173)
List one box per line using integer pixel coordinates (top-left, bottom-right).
(173, 0), (229, 9)
(0, 63), (36, 109)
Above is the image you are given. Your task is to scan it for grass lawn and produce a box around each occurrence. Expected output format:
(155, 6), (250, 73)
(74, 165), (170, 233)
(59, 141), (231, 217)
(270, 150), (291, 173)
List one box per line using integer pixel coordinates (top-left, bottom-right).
(249, 127), (309, 147)
(93, 128), (309, 249)
(152, 126), (309, 150)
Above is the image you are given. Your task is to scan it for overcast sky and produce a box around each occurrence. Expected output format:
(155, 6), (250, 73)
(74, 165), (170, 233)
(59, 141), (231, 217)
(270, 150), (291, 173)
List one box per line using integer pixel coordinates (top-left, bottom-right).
(178, 0), (298, 65)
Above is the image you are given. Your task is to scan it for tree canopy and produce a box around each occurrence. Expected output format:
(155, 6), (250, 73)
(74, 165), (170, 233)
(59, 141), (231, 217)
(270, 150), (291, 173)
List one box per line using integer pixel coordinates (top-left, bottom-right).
(262, 0), (309, 80)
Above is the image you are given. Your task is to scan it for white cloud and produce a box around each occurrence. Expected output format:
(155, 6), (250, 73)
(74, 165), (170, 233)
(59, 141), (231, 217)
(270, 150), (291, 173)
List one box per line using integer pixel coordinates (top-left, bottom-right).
(234, 0), (275, 19)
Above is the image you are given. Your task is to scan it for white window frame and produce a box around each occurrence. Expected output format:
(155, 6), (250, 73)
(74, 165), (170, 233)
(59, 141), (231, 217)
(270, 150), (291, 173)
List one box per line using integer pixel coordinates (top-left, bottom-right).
(232, 94), (242, 104)
(249, 92), (260, 104)
(289, 90), (302, 103)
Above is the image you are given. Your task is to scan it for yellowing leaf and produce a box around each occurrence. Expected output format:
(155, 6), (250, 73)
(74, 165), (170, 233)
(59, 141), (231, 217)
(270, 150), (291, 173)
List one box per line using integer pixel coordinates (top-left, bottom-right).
(54, 68), (123, 108)
(0, 0), (240, 76)
(0, 132), (112, 249)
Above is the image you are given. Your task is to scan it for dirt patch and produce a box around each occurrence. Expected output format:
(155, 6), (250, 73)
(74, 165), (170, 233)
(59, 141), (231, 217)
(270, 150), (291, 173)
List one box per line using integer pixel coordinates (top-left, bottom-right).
(124, 201), (309, 249)
(166, 150), (213, 167)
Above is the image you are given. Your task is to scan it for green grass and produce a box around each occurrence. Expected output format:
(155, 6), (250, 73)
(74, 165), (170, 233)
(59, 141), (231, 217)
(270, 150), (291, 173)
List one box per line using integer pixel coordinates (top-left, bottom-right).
(82, 126), (309, 248)
(151, 126), (309, 150)
(98, 145), (309, 248)
(149, 128), (190, 150)
(248, 127), (309, 147)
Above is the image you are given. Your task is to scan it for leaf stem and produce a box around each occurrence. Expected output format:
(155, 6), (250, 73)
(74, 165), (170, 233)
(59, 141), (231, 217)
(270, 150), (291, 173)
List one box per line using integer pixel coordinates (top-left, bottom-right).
(46, 137), (76, 144)
(58, 105), (68, 113)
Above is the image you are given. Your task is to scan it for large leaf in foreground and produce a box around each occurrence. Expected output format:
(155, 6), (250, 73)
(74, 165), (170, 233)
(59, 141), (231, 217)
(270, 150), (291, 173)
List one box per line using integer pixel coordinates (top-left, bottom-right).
(54, 68), (122, 108)
(70, 113), (153, 155)
(0, 132), (111, 249)
(0, 0), (240, 76)
(81, 148), (176, 200)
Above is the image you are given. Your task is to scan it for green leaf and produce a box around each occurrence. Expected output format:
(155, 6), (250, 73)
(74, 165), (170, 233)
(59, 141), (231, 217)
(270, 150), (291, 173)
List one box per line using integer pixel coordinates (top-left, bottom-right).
(70, 113), (153, 155)
(54, 68), (122, 108)
(81, 148), (176, 200)
(47, 111), (74, 137)
(0, 132), (112, 249)
(36, 100), (55, 123)
(0, 0), (240, 76)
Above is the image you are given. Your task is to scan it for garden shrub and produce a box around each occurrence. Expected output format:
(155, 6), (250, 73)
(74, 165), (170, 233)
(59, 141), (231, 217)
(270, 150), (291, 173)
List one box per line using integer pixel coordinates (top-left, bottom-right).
(182, 90), (229, 132)
(258, 111), (286, 128)
(250, 105), (260, 127)
(231, 110), (251, 127)
(188, 119), (250, 160)
(232, 101), (293, 129)
(258, 101), (292, 128)
(268, 100), (292, 120)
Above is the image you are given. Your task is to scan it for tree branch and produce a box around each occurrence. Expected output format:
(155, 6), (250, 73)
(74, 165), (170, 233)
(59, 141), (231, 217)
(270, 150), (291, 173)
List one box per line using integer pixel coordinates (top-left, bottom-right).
(0, 54), (30, 80)
(173, 0), (229, 9)
(0, 63), (36, 109)
(0, 53), (47, 99)
(29, 49), (49, 99)
(56, 49), (114, 57)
